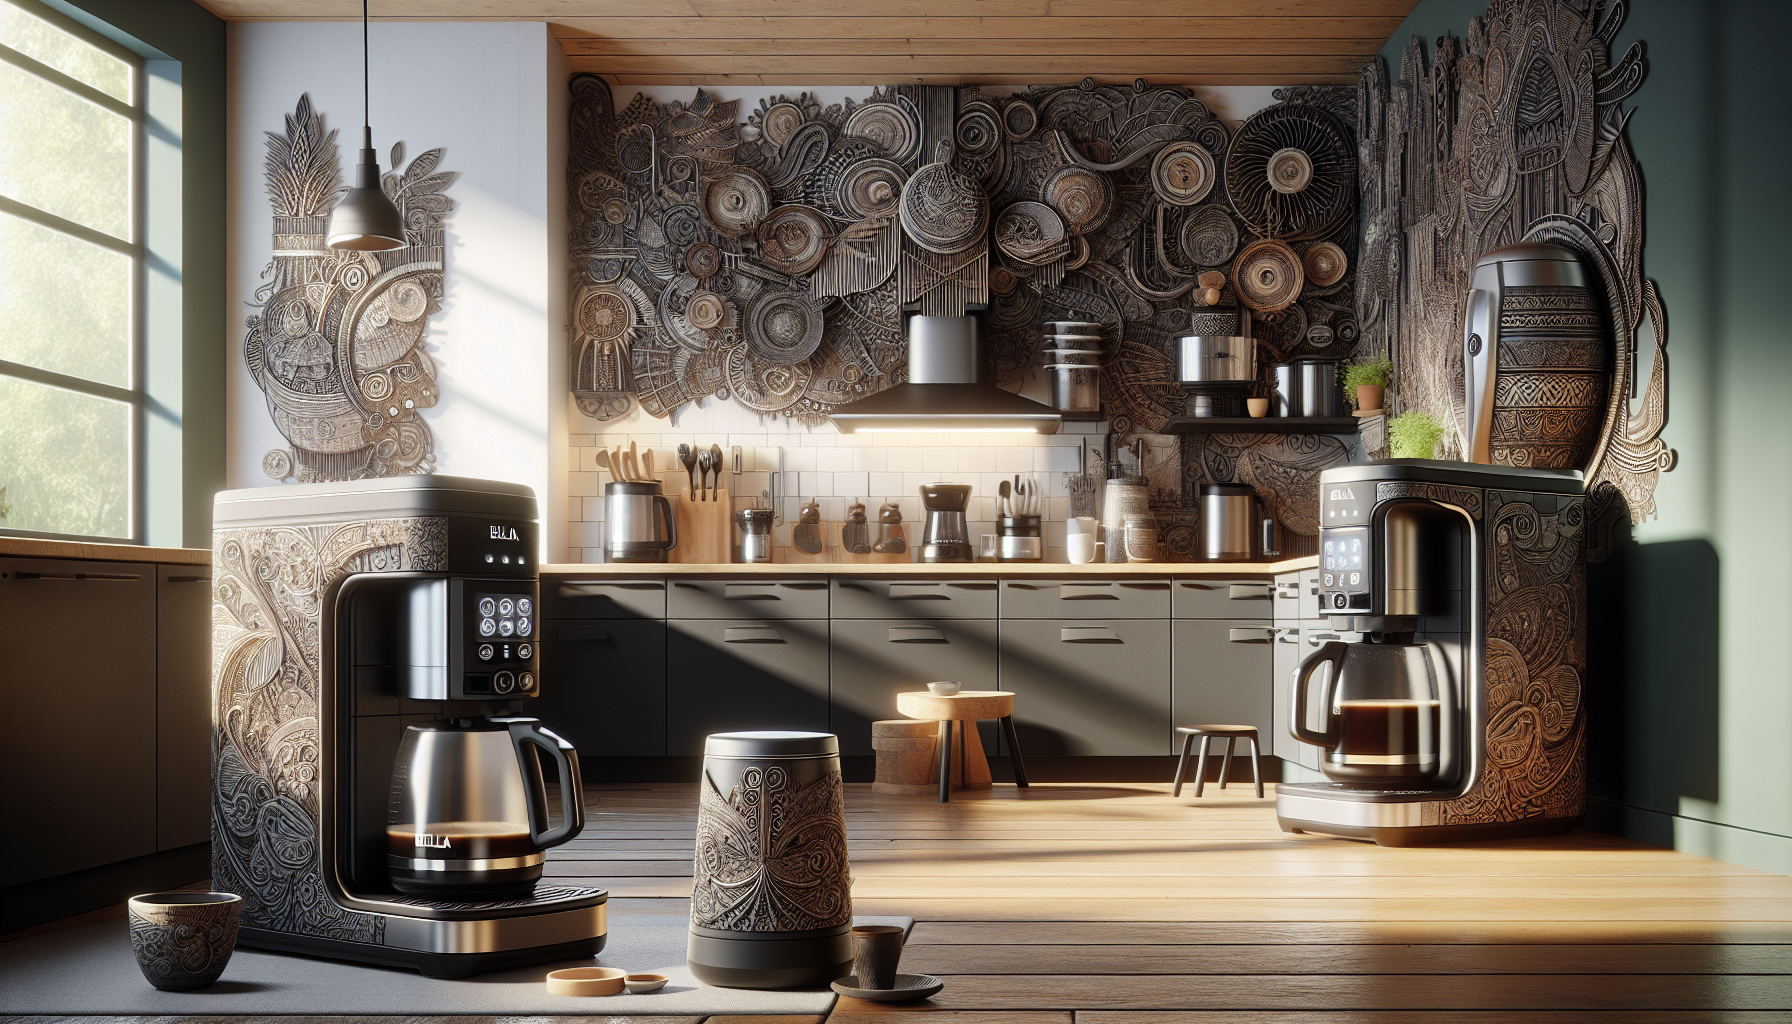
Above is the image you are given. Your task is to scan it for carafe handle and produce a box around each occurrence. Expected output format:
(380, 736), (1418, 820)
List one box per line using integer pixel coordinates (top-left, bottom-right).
(655, 494), (678, 549)
(1290, 640), (1346, 747)
(506, 719), (585, 849)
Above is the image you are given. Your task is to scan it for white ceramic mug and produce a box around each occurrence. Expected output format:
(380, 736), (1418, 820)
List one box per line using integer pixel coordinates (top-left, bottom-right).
(1066, 533), (1097, 564)
(1068, 516), (1099, 536)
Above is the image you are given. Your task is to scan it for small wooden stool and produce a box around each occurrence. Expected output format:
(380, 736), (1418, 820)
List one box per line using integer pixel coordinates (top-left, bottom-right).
(1172, 724), (1263, 798)
(871, 720), (939, 795)
(895, 690), (1029, 803)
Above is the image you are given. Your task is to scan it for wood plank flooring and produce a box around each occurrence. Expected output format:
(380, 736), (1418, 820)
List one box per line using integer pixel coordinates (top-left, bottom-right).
(557, 781), (1792, 1019)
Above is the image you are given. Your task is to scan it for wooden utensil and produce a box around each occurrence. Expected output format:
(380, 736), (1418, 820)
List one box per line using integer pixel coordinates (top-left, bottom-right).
(643, 447), (655, 479)
(595, 447), (613, 482)
(613, 446), (628, 482)
(998, 479), (1010, 518)
(697, 450), (713, 500)
(628, 441), (641, 483)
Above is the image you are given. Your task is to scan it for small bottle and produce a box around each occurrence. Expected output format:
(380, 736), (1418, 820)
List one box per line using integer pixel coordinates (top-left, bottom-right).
(873, 502), (907, 555)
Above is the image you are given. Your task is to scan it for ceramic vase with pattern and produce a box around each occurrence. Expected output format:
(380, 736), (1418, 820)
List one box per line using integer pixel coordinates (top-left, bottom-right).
(127, 891), (242, 991)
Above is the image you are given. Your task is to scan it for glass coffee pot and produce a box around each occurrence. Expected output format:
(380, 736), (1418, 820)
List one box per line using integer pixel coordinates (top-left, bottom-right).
(1290, 640), (1451, 785)
(386, 717), (584, 897)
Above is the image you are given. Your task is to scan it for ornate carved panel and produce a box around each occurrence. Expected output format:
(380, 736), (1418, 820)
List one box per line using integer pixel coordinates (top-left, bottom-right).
(1358, 0), (1673, 522)
(246, 95), (456, 482)
(211, 517), (448, 941)
(691, 764), (852, 933)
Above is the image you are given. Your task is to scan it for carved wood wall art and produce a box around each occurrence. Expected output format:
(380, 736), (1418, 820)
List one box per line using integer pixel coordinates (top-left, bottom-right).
(247, 95), (455, 482)
(1357, 0), (1674, 523)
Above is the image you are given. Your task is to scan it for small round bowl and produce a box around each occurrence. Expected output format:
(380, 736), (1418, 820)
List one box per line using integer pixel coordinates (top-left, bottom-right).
(927, 681), (962, 696)
(625, 973), (670, 993)
(127, 891), (242, 991)
(546, 966), (627, 996)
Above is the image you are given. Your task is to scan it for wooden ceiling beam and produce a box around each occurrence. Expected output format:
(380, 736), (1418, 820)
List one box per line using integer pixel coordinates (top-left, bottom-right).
(558, 38), (1386, 57)
(594, 73), (1362, 86)
(198, 1), (1417, 19)
(550, 18), (1405, 42)
(569, 54), (1369, 75)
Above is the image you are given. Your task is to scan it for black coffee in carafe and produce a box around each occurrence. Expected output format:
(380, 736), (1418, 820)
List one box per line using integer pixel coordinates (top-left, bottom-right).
(1335, 699), (1439, 766)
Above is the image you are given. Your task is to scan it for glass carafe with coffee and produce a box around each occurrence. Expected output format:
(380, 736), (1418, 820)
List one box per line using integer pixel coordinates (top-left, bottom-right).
(1291, 639), (1448, 784)
(388, 718), (584, 897)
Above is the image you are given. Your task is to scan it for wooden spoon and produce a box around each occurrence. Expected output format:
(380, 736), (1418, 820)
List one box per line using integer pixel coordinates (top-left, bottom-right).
(594, 447), (613, 482)
(628, 441), (641, 483)
(642, 447), (655, 480)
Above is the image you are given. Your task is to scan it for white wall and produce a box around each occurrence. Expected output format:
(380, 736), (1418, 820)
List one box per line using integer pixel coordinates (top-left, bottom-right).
(225, 21), (568, 558)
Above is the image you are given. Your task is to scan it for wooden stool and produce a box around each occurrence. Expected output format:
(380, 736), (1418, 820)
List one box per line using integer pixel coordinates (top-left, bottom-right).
(871, 720), (939, 795)
(1172, 725), (1263, 798)
(895, 690), (1029, 803)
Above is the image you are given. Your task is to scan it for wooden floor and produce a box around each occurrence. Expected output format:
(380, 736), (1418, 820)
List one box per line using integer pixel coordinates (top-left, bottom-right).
(548, 780), (1792, 1021)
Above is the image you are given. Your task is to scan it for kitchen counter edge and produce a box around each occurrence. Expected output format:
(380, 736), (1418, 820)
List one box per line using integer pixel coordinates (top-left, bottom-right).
(0, 536), (211, 565)
(541, 557), (1317, 577)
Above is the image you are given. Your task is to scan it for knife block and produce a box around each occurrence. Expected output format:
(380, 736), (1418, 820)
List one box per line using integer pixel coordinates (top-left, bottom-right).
(663, 472), (731, 564)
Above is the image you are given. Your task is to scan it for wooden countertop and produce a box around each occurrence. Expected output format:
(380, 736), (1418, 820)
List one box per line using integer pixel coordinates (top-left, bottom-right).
(541, 556), (1317, 577)
(0, 536), (211, 566)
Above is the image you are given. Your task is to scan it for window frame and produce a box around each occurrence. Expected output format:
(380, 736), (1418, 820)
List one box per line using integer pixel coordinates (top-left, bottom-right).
(0, 0), (147, 543)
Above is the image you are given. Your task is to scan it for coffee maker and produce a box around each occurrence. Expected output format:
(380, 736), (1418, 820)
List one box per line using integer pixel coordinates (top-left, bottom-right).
(1276, 460), (1587, 845)
(211, 476), (606, 977)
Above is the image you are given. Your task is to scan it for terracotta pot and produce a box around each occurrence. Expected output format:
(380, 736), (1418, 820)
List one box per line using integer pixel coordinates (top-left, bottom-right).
(1355, 384), (1384, 412)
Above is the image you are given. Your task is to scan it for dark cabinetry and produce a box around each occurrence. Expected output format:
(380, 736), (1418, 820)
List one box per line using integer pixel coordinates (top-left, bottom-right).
(539, 619), (668, 756)
(1171, 620), (1275, 754)
(667, 618), (831, 754)
(156, 566), (213, 849)
(999, 618), (1172, 755)
(829, 618), (999, 755)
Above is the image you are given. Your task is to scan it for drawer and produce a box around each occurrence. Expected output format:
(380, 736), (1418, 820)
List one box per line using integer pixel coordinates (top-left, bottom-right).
(537, 619), (667, 756)
(669, 578), (830, 619)
(1000, 578), (1169, 619)
(998, 618), (1171, 755)
(1171, 619), (1274, 756)
(1172, 577), (1274, 619)
(544, 577), (666, 619)
(831, 577), (998, 619)
(667, 618), (830, 753)
(829, 618), (1000, 756)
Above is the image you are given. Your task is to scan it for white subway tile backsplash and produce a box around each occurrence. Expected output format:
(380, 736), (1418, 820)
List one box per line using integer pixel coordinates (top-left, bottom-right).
(582, 496), (606, 521)
(960, 446), (997, 472)
(996, 446), (1034, 472)
(569, 471), (600, 497)
(922, 447), (959, 471)
(573, 520), (606, 547)
(798, 472), (831, 496)
(816, 447), (854, 472)
(834, 471), (868, 497)
(853, 446), (887, 472)
(887, 447), (924, 471)
(867, 471), (903, 495)
(783, 446), (818, 472)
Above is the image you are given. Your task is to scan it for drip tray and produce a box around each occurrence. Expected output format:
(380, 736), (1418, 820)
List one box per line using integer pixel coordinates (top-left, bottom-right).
(364, 885), (607, 920)
(1276, 782), (1452, 804)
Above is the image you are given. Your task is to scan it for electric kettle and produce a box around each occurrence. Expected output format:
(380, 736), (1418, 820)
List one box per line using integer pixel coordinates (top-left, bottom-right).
(386, 717), (585, 897)
(1289, 641), (1452, 785)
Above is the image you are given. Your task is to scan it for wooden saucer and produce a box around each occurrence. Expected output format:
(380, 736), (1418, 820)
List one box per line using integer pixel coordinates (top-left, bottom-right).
(546, 966), (626, 996)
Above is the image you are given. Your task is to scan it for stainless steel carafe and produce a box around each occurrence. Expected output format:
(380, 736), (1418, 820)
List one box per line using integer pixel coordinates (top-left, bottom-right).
(1290, 641), (1451, 785)
(386, 717), (584, 897)
(605, 481), (676, 563)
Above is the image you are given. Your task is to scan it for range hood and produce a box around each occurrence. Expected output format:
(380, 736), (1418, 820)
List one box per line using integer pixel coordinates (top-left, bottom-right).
(829, 309), (1062, 434)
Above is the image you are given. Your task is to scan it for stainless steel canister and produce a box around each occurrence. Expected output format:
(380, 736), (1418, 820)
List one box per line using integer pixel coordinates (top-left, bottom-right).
(1273, 363), (1300, 417)
(1296, 359), (1343, 417)
(1201, 483), (1255, 561)
(1175, 334), (1256, 383)
(604, 481), (676, 562)
(997, 514), (1042, 562)
(734, 508), (772, 564)
(1047, 364), (1100, 413)
(687, 731), (851, 989)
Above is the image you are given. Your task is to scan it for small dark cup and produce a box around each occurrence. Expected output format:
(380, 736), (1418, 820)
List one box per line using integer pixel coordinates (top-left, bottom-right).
(851, 924), (905, 989)
(127, 891), (242, 991)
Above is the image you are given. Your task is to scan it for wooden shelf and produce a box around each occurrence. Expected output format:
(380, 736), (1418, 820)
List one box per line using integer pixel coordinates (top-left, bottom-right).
(1160, 416), (1361, 435)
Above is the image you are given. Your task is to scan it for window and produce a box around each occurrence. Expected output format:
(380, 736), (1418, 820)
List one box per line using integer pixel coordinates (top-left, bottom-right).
(0, 0), (143, 541)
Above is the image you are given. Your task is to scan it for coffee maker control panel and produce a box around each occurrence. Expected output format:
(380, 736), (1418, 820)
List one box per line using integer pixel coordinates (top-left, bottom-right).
(1320, 527), (1372, 611)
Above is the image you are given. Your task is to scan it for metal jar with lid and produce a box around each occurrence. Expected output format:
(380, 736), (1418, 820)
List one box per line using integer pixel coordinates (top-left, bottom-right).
(734, 508), (773, 563)
(1201, 483), (1257, 561)
(687, 731), (852, 988)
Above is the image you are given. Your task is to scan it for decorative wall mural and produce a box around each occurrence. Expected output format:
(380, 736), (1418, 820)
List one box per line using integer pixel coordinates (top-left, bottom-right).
(246, 95), (455, 482)
(567, 77), (1363, 441)
(1357, 0), (1674, 522)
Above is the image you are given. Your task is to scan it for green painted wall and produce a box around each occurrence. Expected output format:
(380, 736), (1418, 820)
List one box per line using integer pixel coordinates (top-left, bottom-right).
(49, 0), (226, 549)
(1379, 0), (1792, 871)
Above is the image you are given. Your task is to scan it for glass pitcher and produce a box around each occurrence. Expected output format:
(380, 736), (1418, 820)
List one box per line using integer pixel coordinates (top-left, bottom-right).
(386, 717), (583, 897)
(1290, 640), (1451, 786)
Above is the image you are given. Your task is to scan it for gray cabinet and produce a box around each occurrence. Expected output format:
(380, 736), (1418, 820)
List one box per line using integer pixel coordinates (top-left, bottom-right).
(999, 618), (1171, 755)
(1001, 578), (1169, 619)
(668, 618), (830, 754)
(831, 578), (997, 619)
(0, 558), (158, 885)
(1171, 578), (1274, 618)
(156, 566), (212, 850)
(829, 618), (1000, 755)
(670, 578), (830, 619)
(1277, 618), (1342, 771)
(545, 577), (667, 619)
(1172, 619), (1275, 754)
(539, 619), (668, 756)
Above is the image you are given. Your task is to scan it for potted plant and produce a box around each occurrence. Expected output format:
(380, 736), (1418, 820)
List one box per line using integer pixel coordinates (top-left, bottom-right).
(1343, 356), (1392, 413)
(1388, 410), (1445, 460)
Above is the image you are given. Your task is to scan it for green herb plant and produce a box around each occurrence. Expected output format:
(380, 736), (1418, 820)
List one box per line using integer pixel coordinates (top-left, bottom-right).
(1342, 357), (1392, 392)
(1387, 410), (1446, 460)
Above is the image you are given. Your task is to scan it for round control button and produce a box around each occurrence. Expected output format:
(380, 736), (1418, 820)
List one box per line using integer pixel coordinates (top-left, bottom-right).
(479, 617), (497, 637)
(1332, 592), (1348, 610)
(519, 672), (536, 692)
(478, 597), (496, 616)
(517, 643), (533, 660)
(499, 618), (516, 637)
(516, 618), (532, 637)
(484, 554), (494, 563)
(498, 598), (515, 616)
(516, 598), (533, 617)
(493, 670), (516, 694)
(478, 643), (495, 661)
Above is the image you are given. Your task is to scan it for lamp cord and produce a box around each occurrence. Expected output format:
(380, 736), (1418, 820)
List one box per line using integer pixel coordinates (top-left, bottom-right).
(361, 0), (369, 132)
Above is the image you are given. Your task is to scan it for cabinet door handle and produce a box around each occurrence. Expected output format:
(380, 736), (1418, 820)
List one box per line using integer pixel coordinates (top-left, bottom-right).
(1060, 626), (1121, 643)
(560, 581), (663, 596)
(1229, 584), (1273, 600)
(1277, 630), (1302, 644)
(724, 625), (785, 643)
(167, 575), (211, 584)
(888, 626), (946, 643)
(722, 584), (783, 600)
(889, 583), (949, 600)
(14, 571), (141, 581)
(1178, 582), (1221, 592)
(557, 626), (610, 641)
(1306, 632), (1341, 647)
(1058, 583), (1119, 600)
(1228, 627), (1275, 643)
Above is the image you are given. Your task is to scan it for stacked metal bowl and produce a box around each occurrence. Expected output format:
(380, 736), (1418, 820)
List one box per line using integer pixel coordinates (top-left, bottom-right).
(1041, 320), (1104, 415)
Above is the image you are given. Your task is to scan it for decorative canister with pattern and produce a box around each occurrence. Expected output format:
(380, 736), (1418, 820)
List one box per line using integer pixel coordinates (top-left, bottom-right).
(688, 731), (852, 989)
(1461, 242), (1609, 469)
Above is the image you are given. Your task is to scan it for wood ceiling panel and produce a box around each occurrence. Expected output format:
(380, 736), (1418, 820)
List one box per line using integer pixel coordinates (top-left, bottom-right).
(549, 17), (1405, 41)
(559, 38), (1383, 57)
(200, 1), (1416, 17)
(574, 54), (1368, 75)
(588, 73), (1361, 87)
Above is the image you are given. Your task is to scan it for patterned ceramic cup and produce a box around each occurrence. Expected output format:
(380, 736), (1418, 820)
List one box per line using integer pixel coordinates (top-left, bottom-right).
(127, 891), (242, 991)
(851, 924), (905, 989)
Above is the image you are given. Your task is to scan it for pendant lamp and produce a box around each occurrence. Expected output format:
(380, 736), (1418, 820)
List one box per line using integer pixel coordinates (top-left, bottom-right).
(327, 0), (405, 251)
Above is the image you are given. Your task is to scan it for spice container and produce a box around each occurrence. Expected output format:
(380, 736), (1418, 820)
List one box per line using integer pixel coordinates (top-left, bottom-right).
(997, 514), (1043, 562)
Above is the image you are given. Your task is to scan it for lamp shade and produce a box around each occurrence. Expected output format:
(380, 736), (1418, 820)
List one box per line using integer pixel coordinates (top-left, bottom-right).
(328, 133), (405, 251)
